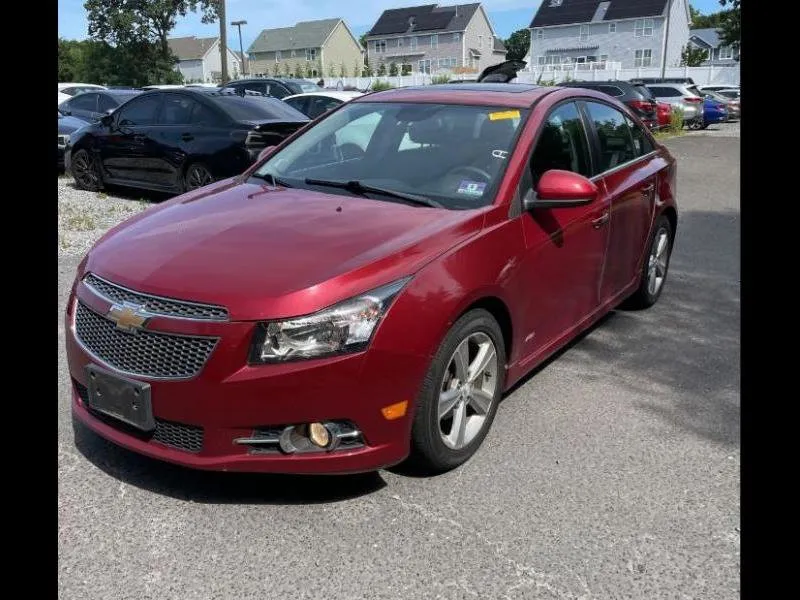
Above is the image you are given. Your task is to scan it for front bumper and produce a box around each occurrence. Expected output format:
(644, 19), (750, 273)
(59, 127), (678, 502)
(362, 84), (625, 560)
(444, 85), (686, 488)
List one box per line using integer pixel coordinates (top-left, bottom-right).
(65, 280), (429, 474)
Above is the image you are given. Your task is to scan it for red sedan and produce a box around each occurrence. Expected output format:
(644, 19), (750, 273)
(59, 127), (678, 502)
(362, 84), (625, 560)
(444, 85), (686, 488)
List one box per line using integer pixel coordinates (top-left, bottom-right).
(65, 83), (678, 474)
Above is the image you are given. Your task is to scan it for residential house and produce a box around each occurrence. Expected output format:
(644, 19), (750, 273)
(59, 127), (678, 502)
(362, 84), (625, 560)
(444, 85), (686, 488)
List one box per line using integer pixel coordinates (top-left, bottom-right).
(364, 3), (506, 76)
(528, 0), (691, 71)
(687, 28), (739, 66)
(167, 36), (241, 83)
(247, 19), (363, 79)
(235, 51), (249, 76)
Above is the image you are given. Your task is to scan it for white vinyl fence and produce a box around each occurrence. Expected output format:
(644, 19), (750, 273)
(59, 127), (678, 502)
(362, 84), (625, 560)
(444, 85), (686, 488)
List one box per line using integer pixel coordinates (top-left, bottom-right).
(307, 65), (739, 91)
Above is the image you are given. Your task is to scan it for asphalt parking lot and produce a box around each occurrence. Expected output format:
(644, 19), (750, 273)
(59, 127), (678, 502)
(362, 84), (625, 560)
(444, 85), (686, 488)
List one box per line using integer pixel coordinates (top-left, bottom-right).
(58, 126), (740, 600)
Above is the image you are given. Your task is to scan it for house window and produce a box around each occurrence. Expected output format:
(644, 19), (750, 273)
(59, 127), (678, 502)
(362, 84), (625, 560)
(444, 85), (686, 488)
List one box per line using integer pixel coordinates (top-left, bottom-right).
(453, 32), (460, 42)
(275, 50), (281, 62)
(634, 18), (654, 37)
(438, 58), (457, 69)
(537, 56), (546, 66)
(719, 45), (733, 59)
(608, 22), (616, 33)
(579, 25), (589, 41)
(306, 48), (316, 61)
(398, 37), (404, 48)
(634, 49), (652, 67)
(534, 29), (543, 40)
(478, 35), (483, 48)
(409, 36), (418, 50)
(431, 34), (438, 48)
(291, 50), (296, 57)
(418, 59), (432, 74)
(375, 40), (386, 53)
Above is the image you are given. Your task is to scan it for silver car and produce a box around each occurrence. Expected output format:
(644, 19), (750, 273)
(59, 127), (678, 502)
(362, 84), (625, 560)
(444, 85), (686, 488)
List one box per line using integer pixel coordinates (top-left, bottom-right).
(644, 83), (705, 127)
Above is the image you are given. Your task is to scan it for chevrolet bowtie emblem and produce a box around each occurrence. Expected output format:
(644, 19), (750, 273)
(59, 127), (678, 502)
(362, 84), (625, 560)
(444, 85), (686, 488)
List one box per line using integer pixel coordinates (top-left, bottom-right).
(108, 302), (150, 333)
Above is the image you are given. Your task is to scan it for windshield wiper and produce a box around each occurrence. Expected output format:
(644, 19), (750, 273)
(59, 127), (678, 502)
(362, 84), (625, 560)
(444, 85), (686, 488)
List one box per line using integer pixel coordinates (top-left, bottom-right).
(304, 178), (443, 209)
(251, 172), (293, 188)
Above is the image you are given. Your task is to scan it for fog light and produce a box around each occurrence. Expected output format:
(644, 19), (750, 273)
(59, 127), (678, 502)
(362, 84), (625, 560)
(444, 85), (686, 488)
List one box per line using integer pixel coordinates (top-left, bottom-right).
(308, 422), (331, 448)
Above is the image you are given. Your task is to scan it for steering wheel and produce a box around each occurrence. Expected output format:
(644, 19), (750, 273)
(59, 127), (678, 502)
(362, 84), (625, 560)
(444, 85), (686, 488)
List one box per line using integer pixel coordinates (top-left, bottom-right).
(446, 165), (492, 182)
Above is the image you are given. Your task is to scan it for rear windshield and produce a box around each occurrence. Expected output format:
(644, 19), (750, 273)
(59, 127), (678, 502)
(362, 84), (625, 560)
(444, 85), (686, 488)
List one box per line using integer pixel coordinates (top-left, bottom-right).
(299, 83), (322, 93)
(686, 85), (702, 97)
(633, 84), (655, 100)
(208, 95), (309, 121)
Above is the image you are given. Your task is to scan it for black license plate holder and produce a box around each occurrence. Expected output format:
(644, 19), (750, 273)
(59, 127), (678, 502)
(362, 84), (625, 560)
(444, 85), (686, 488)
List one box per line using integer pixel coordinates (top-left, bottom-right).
(85, 364), (155, 432)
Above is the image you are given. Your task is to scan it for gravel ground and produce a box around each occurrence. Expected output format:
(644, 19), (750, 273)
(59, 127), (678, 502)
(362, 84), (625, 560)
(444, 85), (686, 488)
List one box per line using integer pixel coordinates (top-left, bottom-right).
(684, 120), (740, 138)
(58, 175), (152, 257)
(58, 135), (739, 600)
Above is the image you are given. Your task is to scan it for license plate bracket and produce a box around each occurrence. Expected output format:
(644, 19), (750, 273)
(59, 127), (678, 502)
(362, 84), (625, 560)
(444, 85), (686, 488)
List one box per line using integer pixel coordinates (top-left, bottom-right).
(85, 364), (155, 432)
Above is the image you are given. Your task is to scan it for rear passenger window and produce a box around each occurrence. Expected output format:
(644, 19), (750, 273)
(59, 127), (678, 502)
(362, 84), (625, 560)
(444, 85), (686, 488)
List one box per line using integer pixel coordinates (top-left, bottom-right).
(625, 115), (655, 156)
(597, 85), (624, 97)
(584, 102), (636, 171)
(530, 102), (591, 184)
(158, 94), (196, 125)
(98, 94), (117, 112)
(71, 93), (98, 111)
(648, 86), (680, 97)
(191, 102), (223, 126)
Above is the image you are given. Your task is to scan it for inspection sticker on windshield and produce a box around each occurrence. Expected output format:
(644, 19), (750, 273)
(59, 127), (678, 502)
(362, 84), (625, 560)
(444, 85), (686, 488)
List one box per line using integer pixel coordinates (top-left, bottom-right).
(488, 109), (520, 121)
(457, 180), (486, 196)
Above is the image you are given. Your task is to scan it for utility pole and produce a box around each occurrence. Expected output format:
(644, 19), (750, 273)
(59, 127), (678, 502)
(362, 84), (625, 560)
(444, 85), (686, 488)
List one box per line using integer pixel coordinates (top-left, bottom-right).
(232, 20), (247, 76)
(661, 0), (673, 79)
(219, 0), (229, 83)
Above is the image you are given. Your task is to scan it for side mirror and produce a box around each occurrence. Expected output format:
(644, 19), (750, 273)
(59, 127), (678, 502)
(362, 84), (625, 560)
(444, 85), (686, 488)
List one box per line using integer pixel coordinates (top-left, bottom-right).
(523, 170), (599, 210)
(258, 145), (276, 161)
(100, 113), (114, 127)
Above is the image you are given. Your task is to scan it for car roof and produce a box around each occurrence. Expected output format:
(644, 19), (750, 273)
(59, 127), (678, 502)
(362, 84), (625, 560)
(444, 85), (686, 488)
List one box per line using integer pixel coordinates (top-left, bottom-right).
(100, 89), (142, 97)
(58, 82), (106, 90)
(356, 83), (553, 108)
(283, 91), (363, 101)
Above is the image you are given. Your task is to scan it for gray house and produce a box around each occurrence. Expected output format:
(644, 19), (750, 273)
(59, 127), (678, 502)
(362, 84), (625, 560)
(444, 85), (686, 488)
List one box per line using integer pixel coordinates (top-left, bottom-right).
(364, 3), (506, 76)
(528, 0), (691, 71)
(688, 28), (739, 66)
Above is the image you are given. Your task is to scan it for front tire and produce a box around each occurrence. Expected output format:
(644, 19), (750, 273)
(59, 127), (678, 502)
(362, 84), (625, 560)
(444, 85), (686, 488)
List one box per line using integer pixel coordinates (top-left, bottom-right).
(623, 215), (674, 310)
(407, 309), (506, 474)
(70, 149), (103, 191)
(183, 162), (215, 192)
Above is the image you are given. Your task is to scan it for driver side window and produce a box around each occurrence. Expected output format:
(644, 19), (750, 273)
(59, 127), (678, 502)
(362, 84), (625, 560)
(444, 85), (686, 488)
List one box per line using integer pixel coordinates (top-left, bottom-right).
(530, 102), (591, 185)
(116, 95), (162, 126)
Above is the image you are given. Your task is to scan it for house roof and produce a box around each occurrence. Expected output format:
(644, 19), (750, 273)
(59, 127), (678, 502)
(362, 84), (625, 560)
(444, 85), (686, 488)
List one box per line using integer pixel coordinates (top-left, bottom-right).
(690, 27), (722, 48)
(493, 37), (507, 52)
(167, 36), (218, 60)
(367, 3), (481, 36)
(248, 18), (341, 53)
(530, 0), (669, 28)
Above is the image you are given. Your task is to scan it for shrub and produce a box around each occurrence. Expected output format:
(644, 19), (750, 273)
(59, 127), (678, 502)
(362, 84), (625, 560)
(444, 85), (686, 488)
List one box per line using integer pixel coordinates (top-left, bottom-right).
(371, 80), (394, 91)
(669, 106), (684, 131)
(431, 74), (450, 84)
(389, 62), (398, 76)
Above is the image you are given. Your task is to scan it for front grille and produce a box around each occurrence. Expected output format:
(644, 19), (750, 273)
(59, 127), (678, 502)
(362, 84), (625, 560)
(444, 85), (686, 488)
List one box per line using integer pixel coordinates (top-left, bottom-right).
(74, 380), (204, 453)
(83, 273), (229, 321)
(74, 301), (218, 379)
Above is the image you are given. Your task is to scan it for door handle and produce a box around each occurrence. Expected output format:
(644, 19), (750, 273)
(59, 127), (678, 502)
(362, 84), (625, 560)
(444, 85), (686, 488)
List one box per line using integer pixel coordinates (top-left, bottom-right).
(592, 212), (610, 229)
(641, 183), (655, 195)
(181, 133), (194, 141)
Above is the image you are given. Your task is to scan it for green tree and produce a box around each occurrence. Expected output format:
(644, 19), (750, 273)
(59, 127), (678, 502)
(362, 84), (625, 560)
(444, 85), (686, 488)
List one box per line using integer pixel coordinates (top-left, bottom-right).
(377, 62), (386, 76)
(680, 44), (708, 66)
(282, 61), (291, 77)
(401, 63), (412, 76)
(388, 61), (398, 76)
(718, 0), (740, 50)
(504, 28), (530, 62)
(340, 63), (348, 77)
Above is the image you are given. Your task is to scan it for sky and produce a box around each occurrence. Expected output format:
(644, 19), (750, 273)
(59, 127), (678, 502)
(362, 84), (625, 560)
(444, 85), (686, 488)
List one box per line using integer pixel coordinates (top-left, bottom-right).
(58, 0), (725, 48)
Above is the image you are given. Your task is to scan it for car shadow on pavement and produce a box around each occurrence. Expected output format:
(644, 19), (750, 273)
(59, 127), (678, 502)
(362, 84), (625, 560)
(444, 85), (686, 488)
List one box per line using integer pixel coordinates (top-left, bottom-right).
(72, 418), (388, 504)
(64, 178), (173, 203)
(502, 209), (740, 449)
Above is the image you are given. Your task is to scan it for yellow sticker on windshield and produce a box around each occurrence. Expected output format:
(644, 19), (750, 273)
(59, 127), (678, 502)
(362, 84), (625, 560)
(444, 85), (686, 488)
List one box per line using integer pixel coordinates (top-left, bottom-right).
(488, 110), (520, 121)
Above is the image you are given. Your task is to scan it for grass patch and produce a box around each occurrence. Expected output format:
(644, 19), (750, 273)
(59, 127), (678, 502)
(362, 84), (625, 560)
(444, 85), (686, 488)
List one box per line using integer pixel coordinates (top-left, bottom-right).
(370, 81), (394, 91)
(65, 212), (97, 231)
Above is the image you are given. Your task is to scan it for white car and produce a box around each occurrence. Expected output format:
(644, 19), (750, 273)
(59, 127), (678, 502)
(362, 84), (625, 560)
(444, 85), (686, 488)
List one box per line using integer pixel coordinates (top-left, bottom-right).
(697, 84), (739, 94)
(58, 82), (107, 105)
(282, 91), (364, 119)
(140, 84), (186, 90)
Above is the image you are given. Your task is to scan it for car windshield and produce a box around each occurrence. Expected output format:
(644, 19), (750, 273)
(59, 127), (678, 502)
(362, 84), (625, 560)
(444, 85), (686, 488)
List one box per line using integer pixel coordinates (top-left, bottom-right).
(208, 95), (309, 121)
(633, 85), (655, 100)
(254, 101), (527, 210)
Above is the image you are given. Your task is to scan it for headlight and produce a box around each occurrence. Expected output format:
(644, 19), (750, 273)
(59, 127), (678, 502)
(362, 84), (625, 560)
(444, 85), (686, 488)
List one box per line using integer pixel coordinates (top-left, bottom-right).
(248, 277), (411, 363)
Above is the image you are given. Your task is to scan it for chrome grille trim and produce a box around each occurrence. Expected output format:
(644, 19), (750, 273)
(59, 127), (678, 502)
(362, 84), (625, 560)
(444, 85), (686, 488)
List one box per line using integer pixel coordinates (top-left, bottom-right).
(83, 273), (229, 321)
(74, 301), (218, 380)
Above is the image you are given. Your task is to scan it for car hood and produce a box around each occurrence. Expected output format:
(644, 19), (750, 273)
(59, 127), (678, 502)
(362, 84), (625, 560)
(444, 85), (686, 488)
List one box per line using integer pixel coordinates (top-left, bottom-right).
(58, 115), (88, 134)
(84, 179), (485, 320)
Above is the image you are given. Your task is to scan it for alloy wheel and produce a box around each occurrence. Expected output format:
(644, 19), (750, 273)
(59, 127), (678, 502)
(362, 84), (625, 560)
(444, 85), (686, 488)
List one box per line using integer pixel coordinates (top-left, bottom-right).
(647, 227), (670, 296)
(185, 164), (213, 190)
(72, 150), (100, 190)
(438, 332), (499, 450)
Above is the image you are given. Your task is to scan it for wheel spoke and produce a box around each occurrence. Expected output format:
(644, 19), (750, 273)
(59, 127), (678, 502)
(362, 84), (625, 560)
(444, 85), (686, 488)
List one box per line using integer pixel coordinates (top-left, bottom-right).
(452, 339), (470, 381)
(647, 267), (657, 294)
(467, 343), (496, 383)
(438, 388), (460, 419)
(468, 388), (493, 415)
(656, 233), (668, 259)
(447, 401), (467, 448)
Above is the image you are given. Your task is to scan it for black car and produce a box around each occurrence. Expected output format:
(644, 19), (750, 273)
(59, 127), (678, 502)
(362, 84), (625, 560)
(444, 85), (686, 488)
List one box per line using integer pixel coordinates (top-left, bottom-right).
(556, 80), (659, 129)
(58, 109), (88, 169)
(66, 88), (310, 193)
(220, 78), (321, 99)
(59, 89), (142, 123)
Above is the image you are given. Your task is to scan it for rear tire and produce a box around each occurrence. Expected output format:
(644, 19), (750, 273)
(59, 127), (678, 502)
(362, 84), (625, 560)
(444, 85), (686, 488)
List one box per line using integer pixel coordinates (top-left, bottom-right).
(406, 309), (506, 474)
(622, 215), (673, 310)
